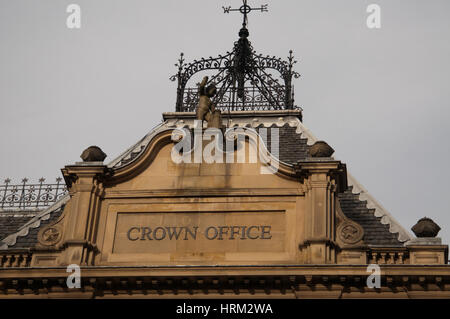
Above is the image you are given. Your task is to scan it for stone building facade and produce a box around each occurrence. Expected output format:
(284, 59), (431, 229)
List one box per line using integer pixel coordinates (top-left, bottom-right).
(0, 5), (449, 298)
(0, 110), (449, 298)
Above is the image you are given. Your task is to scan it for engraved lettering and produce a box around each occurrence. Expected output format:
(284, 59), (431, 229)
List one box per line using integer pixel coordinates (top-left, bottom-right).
(126, 225), (272, 241)
(127, 227), (140, 241)
(261, 225), (272, 239)
(230, 226), (241, 240)
(205, 226), (218, 240)
(141, 227), (152, 240)
(247, 226), (260, 239)
(184, 226), (198, 240)
(153, 227), (166, 240)
(166, 227), (183, 240)
(218, 226), (229, 240)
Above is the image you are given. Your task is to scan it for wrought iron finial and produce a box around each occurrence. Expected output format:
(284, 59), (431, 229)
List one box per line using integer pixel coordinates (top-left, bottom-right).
(171, 3), (301, 113)
(170, 52), (185, 83)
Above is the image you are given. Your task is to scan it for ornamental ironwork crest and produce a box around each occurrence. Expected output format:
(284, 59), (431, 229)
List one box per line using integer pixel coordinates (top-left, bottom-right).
(170, 0), (301, 113)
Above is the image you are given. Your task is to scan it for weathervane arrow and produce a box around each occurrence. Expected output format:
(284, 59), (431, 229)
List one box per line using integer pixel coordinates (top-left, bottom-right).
(223, 0), (268, 28)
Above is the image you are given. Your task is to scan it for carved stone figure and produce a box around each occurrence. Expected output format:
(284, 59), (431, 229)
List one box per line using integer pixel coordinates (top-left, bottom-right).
(196, 76), (222, 129)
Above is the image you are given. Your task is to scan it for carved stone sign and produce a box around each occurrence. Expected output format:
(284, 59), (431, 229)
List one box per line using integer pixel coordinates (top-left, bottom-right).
(126, 225), (273, 241)
(111, 211), (286, 256)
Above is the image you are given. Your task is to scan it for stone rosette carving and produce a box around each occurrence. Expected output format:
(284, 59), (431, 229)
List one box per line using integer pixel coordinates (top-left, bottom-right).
(309, 141), (334, 158)
(337, 222), (363, 245)
(38, 225), (62, 246)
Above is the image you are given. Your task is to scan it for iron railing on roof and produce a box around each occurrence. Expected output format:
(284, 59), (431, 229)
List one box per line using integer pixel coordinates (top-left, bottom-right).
(0, 178), (68, 210)
(180, 84), (297, 113)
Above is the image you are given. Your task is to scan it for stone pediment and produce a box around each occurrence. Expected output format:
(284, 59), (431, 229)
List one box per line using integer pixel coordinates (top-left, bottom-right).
(58, 126), (320, 266)
(107, 128), (300, 192)
(1, 1), (449, 298)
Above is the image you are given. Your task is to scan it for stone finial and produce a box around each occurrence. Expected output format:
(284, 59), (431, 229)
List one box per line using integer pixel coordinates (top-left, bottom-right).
(80, 146), (107, 162)
(411, 217), (441, 238)
(309, 141), (334, 158)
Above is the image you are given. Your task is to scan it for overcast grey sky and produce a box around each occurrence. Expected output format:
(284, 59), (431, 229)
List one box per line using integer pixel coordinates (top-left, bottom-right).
(1, 0), (449, 244)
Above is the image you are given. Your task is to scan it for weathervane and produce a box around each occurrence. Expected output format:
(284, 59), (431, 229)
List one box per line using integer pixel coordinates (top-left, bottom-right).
(223, 1), (268, 29)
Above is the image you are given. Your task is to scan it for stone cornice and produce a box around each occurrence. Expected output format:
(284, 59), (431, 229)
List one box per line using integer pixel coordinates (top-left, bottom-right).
(1, 264), (450, 277)
(1, 264), (450, 298)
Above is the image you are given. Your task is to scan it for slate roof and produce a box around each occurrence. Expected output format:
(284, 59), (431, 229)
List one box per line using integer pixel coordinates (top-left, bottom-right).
(0, 211), (36, 241)
(0, 195), (68, 250)
(260, 123), (404, 246)
(255, 123), (310, 165)
(0, 111), (412, 250)
(338, 187), (403, 246)
(11, 207), (64, 249)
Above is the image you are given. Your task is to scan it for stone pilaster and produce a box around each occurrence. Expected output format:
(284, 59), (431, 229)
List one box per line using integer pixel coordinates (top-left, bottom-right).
(59, 162), (109, 265)
(296, 159), (347, 264)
